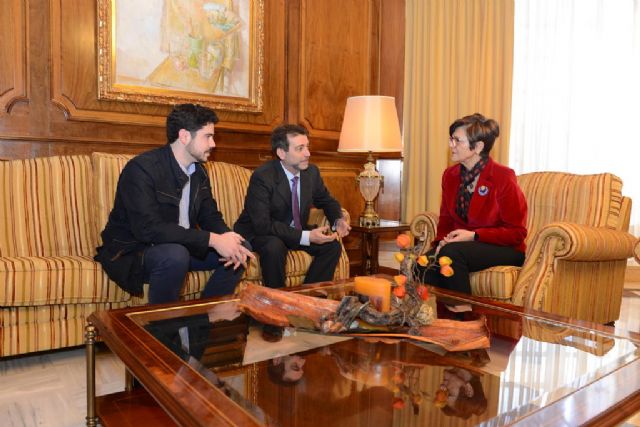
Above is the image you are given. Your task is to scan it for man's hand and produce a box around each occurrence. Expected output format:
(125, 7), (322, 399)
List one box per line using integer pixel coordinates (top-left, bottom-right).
(334, 218), (351, 238)
(209, 232), (255, 269)
(309, 225), (337, 244)
(208, 301), (241, 323)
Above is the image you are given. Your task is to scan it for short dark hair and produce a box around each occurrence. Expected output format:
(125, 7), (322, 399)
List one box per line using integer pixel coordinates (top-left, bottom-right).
(266, 358), (301, 387)
(166, 104), (219, 144)
(448, 113), (499, 156)
(271, 124), (309, 156)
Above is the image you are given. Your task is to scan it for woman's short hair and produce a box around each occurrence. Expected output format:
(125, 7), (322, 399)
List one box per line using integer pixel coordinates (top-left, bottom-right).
(449, 113), (499, 156)
(441, 375), (488, 419)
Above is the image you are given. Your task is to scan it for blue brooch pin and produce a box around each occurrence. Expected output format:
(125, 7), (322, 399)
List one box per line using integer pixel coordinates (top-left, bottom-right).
(478, 185), (489, 196)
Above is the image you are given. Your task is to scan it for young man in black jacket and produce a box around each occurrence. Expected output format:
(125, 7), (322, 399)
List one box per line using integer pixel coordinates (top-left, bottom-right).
(95, 104), (253, 304)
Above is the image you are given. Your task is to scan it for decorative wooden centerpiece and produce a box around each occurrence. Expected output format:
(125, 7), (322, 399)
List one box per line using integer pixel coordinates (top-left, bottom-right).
(238, 233), (489, 352)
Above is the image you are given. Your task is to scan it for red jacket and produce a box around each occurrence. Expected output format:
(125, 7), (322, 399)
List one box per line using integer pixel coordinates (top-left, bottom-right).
(435, 157), (528, 252)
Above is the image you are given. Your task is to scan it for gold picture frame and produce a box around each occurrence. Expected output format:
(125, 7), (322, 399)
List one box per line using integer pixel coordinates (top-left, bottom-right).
(97, 0), (264, 112)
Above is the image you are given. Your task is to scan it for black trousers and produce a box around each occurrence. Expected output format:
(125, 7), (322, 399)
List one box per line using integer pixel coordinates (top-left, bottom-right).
(415, 241), (525, 295)
(250, 235), (342, 288)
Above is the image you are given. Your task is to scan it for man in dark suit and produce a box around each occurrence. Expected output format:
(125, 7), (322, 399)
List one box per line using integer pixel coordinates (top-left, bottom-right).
(234, 124), (351, 288)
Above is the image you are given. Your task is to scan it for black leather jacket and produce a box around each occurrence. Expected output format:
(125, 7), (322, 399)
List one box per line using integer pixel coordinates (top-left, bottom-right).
(95, 145), (230, 295)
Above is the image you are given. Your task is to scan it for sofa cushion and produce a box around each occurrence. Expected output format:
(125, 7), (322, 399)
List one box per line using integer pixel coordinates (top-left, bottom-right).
(517, 172), (623, 248)
(202, 161), (251, 225)
(0, 252), (214, 306)
(470, 265), (521, 300)
(0, 155), (96, 257)
(92, 152), (135, 245)
(0, 255), (131, 305)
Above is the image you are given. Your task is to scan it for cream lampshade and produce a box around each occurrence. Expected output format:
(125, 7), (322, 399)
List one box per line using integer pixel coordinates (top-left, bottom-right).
(338, 96), (402, 227)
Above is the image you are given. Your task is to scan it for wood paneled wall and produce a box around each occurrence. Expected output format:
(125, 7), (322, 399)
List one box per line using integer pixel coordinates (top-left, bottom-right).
(0, 0), (404, 223)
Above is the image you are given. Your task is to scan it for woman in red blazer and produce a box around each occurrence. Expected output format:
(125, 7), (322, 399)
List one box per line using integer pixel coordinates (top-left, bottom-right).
(417, 113), (528, 295)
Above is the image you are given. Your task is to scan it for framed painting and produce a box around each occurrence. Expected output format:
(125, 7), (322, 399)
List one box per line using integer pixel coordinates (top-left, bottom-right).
(97, 0), (264, 112)
(216, 364), (258, 403)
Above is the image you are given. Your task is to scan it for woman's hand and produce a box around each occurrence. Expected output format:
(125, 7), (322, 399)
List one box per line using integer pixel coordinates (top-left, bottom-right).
(443, 229), (475, 243)
(435, 229), (475, 255)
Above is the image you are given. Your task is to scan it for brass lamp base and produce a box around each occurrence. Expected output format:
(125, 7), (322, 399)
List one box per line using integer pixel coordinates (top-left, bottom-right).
(356, 152), (383, 227)
(359, 200), (380, 227)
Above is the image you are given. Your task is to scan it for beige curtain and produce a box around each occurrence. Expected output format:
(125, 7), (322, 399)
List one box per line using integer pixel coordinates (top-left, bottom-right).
(402, 0), (515, 221)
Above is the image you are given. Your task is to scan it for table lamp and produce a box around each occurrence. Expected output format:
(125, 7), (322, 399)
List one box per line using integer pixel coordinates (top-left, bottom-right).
(338, 96), (402, 227)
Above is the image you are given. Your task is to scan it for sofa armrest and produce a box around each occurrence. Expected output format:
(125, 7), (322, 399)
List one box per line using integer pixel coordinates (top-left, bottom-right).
(512, 222), (636, 310)
(409, 211), (439, 255)
(528, 222), (636, 262)
(523, 318), (614, 356)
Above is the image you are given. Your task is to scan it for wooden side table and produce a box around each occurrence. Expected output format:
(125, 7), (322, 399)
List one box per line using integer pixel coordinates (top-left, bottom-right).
(350, 220), (410, 275)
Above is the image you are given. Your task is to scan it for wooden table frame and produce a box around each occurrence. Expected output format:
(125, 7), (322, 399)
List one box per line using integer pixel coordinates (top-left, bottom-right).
(85, 281), (640, 426)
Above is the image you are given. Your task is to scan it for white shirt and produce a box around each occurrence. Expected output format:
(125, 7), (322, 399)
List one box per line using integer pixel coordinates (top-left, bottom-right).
(178, 162), (197, 229)
(280, 163), (310, 246)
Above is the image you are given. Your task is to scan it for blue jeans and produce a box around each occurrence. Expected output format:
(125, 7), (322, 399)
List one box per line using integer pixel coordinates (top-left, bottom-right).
(142, 243), (244, 304)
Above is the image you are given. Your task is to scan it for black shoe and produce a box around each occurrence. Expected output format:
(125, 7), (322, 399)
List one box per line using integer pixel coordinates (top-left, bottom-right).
(261, 324), (284, 342)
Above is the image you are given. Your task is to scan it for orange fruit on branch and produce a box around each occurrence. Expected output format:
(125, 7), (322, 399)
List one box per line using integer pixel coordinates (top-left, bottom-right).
(394, 275), (407, 286)
(417, 255), (428, 267)
(395, 233), (411, 249)
(440, 265), (454, 277)
(438, 256), (452, 266)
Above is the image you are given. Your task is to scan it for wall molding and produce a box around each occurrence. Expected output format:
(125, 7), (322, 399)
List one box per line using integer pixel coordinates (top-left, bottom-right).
(0, 0), (29, 112)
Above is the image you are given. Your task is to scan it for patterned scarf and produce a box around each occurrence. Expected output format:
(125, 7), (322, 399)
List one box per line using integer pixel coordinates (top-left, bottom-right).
(455, 156), (488, 222)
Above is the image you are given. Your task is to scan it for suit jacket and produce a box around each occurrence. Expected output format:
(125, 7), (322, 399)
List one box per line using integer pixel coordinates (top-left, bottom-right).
(234, 159), (343, 249)
(436, 157), (528, 252)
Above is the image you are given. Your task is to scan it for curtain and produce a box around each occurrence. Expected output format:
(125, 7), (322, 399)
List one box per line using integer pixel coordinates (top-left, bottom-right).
(402, 0), (515, 221)
(509, 0), (640, 237)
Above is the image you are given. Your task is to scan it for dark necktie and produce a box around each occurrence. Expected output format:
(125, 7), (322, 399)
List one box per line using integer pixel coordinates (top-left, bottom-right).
(291, 176), (302, 230)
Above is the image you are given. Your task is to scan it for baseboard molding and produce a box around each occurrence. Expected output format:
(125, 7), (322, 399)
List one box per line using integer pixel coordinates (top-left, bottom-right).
(626, 265), (640, 283)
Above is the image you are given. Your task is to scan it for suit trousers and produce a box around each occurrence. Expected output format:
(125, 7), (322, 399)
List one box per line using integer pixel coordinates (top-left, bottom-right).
(250, 235), (342, 288)
(415, 241), (525, 295)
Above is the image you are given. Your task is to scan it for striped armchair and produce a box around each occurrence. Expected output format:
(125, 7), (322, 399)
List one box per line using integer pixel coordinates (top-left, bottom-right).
(410, 172), (636, 324)
(0, 153), (348, 357)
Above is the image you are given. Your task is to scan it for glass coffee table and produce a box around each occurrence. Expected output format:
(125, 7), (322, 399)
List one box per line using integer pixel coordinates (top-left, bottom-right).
(86, 279), (640, 426)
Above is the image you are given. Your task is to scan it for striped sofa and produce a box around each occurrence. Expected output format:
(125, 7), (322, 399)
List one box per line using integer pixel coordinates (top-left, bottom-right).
(0, 153), (349, 357)
(410, 172), (636, 324)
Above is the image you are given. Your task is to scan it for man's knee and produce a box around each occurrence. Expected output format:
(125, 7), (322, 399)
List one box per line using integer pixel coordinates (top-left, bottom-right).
(145, 243), (190, 270)
(257, 237), (288, 261)
(327, 240), (342, 257)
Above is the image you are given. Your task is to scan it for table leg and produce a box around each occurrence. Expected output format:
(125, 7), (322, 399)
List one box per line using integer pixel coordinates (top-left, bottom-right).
(125, 369), (136, 391)
(360, 232), (372, 275)
(369, 233), (380, 274)
(85, 323), (98, 427)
